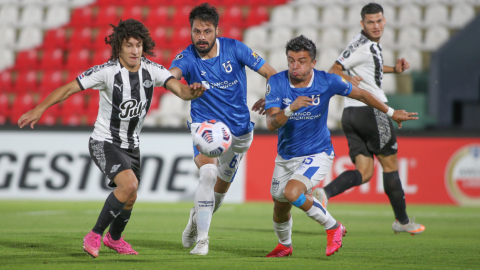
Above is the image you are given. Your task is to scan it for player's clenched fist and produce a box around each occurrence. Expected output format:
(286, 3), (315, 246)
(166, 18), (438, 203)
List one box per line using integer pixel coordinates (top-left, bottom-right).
(290, 96), (314, 112)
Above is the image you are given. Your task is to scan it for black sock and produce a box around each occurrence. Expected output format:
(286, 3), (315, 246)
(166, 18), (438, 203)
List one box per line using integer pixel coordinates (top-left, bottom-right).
(109, 209), (132, 240)
(324, 170), (363, 199)
(383, 171), (409, 224)
(92, 192), (126, 235)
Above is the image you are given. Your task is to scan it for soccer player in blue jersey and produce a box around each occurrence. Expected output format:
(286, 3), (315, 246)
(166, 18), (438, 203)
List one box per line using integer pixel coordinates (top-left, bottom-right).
(169, 3), (277, 255)
(264, 35), (418, 257)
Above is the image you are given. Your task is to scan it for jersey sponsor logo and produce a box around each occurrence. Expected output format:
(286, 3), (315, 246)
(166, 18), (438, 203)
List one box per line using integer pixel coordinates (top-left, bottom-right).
(251, 52), (259, 59)
(311, 94), (320, 106)
(283, 98), (292, 105)
(114, 83), (123, 92)
(445, 144), (480, 206)
(142, 79), (153, 88)
(266, 84), (271, 95)
(201, 70), (206, 76)
(202, 79), (238, 89)
(222, 61), (233, 73)
(118, 99), (149, 119)
(265, 97), (279, 104)
(174, 54), (183, 60)
(197, 200), (214, 207)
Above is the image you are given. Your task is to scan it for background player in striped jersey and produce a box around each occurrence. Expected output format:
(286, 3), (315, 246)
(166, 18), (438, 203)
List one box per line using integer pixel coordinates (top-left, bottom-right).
(312, 3), (425, 235)
(264, 35), (417, 257)
(169, 3), (277, 255)
(18, 19), (206, 258)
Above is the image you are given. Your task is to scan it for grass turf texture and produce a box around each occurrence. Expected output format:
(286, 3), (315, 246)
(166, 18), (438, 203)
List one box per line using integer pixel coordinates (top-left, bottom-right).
(1, 202), (479, 270)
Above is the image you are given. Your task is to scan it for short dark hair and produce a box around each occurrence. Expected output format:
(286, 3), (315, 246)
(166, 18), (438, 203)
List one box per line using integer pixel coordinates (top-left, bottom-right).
(105, 19), (156, 61)
(189, 3), (219, 28)
(285, 35), (316, 61)
(361, 3), (384, 20)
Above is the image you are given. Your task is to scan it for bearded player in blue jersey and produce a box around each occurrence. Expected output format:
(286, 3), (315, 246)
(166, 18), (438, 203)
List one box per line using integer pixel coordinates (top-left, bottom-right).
(169, 3), (277, 255)
(264, 35), (418, 257)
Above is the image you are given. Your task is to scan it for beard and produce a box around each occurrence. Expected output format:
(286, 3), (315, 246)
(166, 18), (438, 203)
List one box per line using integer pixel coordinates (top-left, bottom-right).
(192, 37), (216, 54)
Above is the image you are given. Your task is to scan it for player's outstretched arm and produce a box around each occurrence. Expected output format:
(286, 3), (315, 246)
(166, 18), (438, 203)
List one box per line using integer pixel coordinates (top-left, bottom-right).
(251, 63), (277, 115)
(18, 80), (82, 129)
(328, 62), (363, 86)
(347, 85), (418, 129)
(266, 96), (313, 132)
(165, 79), (206, 100)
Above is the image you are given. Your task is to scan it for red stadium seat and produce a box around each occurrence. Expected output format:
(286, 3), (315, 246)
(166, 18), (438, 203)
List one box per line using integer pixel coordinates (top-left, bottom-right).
(0, 71), (14, 93)
(221, 26), (243, 40)
(170, 6), (192, 27)
(150, 26), (169, 48)
(42, 28), (67, 50)
(0, 92), (10, 121)
(13, 70), (38, 94)
(62, 112), (83, 126)
(37, 111), (57, 126)
(60, 91), (87, 117)
(69, 6), (95, 27)
(221, 6), (245, 28)
(144, 6), (169, 28)
(245, 6), (269, 26)
(66, 69), (85, 82)
(15, 49), (39, 71)
(85, 93), (99, 125)
(67, 27), (94, 50)
(169, 27), (191, 50)
(121, 5), (144, 21)
(148, 49), (164, 66)
(38, 70), (63, 94)
(39, 48), (64, 71)
(92, 27), (113, 51)
(92, 48), (111, 66)
(65, 48), (91, 71)
(96, 6), (120, 27)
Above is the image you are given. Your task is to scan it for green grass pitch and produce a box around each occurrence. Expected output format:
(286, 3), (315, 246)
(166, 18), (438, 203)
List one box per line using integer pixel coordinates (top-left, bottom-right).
(1, 201), (479, 269)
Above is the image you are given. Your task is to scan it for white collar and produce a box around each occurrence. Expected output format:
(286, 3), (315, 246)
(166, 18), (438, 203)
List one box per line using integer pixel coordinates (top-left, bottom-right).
(196, 38), (220, 60)
(289, 70), (315, 88)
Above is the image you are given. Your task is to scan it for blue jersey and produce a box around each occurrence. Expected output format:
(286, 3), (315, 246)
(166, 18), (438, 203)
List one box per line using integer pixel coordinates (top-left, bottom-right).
(170, 37), (265, 136)
(265, 70), (353, 160)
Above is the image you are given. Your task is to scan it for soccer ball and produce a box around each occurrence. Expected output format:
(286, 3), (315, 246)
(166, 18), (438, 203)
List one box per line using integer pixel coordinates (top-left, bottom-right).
(194, 120), (232, 157)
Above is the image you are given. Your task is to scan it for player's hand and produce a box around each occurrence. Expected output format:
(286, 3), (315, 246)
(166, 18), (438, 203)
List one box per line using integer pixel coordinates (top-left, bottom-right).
(394, 58), (410, 74)
(391, 110), (418, 129)
(18, 108), (43, 129)
(291, 96), (314, 112)
(350, 76), (363, 86)
(251, 98), (266, 115)
(188, 82), (207, 97)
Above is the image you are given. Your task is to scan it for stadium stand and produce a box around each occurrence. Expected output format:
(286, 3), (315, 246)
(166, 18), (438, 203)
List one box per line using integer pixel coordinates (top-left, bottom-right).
(0, 0), (478, 129)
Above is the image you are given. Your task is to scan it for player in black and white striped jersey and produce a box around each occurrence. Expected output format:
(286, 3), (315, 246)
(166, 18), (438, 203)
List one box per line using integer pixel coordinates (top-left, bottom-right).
(18, 19), (206, 258)
(312, 3), (425, 235)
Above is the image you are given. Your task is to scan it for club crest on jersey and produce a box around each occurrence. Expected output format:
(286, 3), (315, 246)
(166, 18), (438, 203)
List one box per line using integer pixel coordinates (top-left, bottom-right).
(283, 98), (292, 105)
(311, 94), (320, 106)
(174, 54), (183, 60)
(266, 84), (271, 95)
(142, 79), (153, 88)
(343, 50), (351, 58)
(222, 61), (233, 73)
(272, 179), (280, 191)
(118, 99), (148, 119)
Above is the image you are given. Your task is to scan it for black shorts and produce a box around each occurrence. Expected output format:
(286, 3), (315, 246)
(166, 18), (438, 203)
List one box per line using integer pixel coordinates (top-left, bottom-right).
(88, 138), (141, 188)
(341, 106), (398, 164)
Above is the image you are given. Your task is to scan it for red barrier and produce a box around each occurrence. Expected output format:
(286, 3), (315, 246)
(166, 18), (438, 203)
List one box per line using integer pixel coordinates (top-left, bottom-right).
(246, 135), (480, 205)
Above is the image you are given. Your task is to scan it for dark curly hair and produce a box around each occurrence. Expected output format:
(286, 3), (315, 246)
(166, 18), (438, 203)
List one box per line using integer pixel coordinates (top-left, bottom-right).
(285, 35), (316, 61)
(189, 3), (219, 28)
(361, 3), (383, 20)
(105, 19), (156, 61)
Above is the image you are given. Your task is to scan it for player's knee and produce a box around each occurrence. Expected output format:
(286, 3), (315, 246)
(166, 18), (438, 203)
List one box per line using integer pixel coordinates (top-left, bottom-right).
(125, 193), (137, 208)
(199, 164), (217, 189)
(358, 168), (373, 183)
(283, 187), (303, 204)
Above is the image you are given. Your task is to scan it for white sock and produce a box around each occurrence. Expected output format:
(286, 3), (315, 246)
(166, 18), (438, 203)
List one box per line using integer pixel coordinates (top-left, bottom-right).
(195, 164), (217, 240)
(273, 218), (292, 246)
(213, 192), (226, 213)
(306, 197), (336, 229)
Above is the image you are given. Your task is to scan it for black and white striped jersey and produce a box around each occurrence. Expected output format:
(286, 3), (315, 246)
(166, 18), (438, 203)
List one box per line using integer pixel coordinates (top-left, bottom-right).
(336, 31), (387, 108)
(76, 57), (174, 149)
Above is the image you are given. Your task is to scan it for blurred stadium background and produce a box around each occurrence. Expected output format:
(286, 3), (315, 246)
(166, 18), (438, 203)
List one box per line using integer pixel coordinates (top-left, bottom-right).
(0, 0), (479, 206)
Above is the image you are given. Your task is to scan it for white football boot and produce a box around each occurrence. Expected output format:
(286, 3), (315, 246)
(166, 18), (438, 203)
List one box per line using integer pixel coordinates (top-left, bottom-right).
(312, 187), (329, 209)
(190, 237), (209, 255)
(392, 217), (425, 235)
(182, 207), (197, 248)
